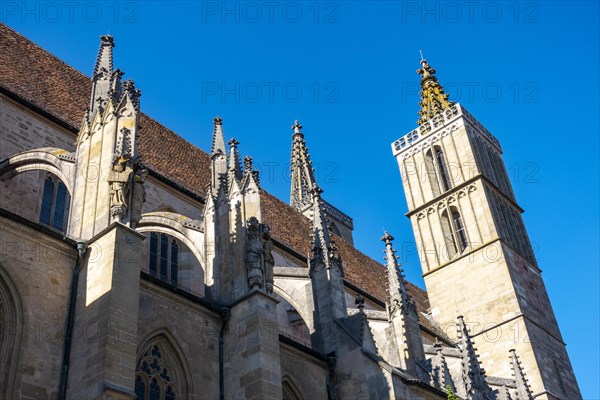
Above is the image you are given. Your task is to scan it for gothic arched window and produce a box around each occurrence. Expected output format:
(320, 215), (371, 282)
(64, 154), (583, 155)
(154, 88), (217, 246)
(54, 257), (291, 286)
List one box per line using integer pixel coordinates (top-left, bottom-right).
(149, 233), (178, 286)
(441, 207), (468, 260)
(425, 150), (441, 197)
(425, 146), (452, 196)
(440, 210), (457, 260)
(0, 270), (22, 399)
(39, 176), (70, 232)
(434, 147), (452, 191)
(452, 210), (468, 251)
(282, 378), (303, 400)
(135, 339), (187, 400)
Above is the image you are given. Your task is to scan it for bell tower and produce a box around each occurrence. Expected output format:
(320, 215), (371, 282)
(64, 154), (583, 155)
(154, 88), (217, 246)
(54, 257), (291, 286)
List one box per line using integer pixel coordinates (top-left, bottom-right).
(391, 58), (581, 399)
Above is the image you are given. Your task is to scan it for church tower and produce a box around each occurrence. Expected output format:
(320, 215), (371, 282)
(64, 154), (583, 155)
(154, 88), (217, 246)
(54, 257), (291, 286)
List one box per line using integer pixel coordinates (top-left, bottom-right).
(391, 58), (581, 399)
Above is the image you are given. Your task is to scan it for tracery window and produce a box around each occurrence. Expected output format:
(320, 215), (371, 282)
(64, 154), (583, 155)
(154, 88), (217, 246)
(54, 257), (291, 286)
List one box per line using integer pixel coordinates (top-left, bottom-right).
(39, 176), (70, 232)
(407, 130), (419, 144)
(149, 233), (178, 286)
(135, 343), (180, 400)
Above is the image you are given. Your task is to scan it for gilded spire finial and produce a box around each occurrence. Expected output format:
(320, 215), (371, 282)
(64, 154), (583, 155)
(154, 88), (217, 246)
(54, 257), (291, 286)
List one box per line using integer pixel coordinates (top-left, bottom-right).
(416, 57), (454, 127)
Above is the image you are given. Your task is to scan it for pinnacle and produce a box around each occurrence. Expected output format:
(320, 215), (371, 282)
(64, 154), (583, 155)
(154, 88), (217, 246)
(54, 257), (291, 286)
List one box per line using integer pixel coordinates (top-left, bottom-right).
(211, 116), (226, 155)
(292, 119), (303, 134)
(381, 231), (394, 244)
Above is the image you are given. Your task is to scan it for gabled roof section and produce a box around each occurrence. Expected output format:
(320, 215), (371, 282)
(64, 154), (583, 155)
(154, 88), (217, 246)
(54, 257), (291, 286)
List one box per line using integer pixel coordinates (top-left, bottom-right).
(0, 23), (211, 195)
(0, 23), (430, 315)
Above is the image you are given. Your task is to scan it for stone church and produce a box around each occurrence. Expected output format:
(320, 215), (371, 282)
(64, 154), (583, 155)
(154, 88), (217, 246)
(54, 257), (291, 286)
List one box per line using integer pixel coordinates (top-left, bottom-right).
(0, 23), (581, 400)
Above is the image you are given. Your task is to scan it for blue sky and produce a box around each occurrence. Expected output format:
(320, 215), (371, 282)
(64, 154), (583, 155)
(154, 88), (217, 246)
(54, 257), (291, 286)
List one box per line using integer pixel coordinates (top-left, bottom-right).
(2, 1), (599, 397)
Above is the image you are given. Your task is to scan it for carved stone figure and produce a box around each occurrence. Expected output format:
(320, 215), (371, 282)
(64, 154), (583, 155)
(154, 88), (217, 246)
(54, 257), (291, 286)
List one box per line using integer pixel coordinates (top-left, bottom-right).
(108, 157), (133, 222)
(245, 217), (264, 289)
(129, 167), (148, 228)
(388, 298), (400, 321)
(262, 224), (274, 294)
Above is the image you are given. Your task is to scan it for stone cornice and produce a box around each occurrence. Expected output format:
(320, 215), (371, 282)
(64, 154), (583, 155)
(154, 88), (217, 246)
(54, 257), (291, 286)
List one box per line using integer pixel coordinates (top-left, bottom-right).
(405, 175), (481, 218)
(406, 174), (524, 219)
(392, 103), (502, 159)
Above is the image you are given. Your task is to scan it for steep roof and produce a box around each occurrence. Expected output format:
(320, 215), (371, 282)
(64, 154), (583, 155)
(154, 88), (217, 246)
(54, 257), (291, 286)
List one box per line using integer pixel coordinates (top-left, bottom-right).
(0, 23), (428, 313)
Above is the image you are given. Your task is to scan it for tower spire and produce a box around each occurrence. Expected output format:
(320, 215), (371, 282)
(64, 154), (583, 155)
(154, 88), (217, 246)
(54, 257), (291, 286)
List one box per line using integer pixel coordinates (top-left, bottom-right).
(416, 57), (454, 127)
(381, 232), (425, 374)
(510, 349), (534, 400)
(89, 34), (116, 118)
(290, 120), (317, 211)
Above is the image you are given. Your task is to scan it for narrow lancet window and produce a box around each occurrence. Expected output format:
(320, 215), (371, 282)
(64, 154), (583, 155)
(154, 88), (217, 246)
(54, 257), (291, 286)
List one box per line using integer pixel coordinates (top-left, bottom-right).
(441, 207), (468, 259)
(425, 150), (441, 197)
(452, 211), (468, 251)
(435, 147), (452, 191)
(40, 178), (54, 225)
(425, 146), (452, 196)
(441, 210), (457, 259)
(148, 233), (179, 286)
(39, 176), (70, 232)
(170, 240), (179, 285)
(149, 233), (158, 277)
